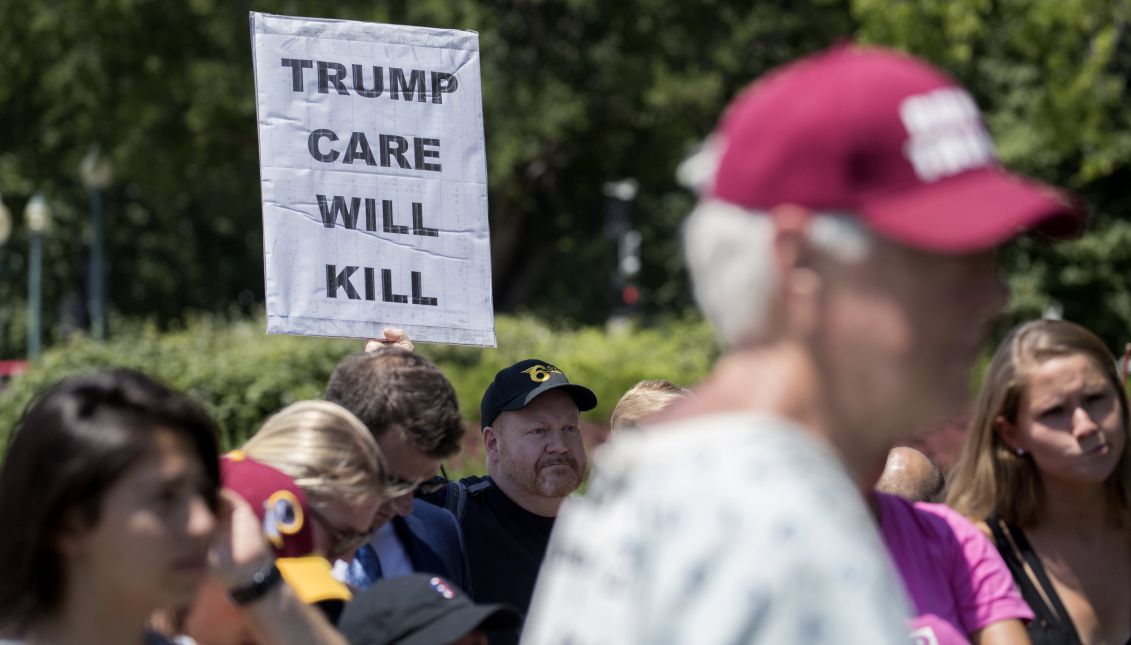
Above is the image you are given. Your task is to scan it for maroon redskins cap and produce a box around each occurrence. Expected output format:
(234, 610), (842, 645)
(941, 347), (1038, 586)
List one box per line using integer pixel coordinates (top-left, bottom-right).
(221, 451), (352, 604)
(222, 451), (316, 557)
(705, 44), (1085, 252)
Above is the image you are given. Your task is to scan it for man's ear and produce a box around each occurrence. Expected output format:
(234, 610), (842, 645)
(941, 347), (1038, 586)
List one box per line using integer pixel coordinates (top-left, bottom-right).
(483, 426), (500, 464)
(770, 204), (812, 272)
(994, 416), (1021, 452)
(770, 204), (822, 337)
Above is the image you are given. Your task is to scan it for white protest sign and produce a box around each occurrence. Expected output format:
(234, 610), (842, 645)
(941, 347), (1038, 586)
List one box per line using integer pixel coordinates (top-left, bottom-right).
(250, 12), (495, 346)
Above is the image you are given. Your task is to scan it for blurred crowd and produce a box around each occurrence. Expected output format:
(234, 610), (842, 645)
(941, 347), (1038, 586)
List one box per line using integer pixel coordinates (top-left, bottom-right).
(2, 44), (1128, 645)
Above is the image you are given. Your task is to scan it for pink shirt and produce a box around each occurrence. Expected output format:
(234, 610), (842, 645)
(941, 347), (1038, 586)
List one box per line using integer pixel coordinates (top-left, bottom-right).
(875, 492), (1033, 644)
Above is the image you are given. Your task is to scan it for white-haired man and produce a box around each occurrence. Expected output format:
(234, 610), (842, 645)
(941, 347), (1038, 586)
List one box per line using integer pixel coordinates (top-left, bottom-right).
(521, 45), (1084, 644)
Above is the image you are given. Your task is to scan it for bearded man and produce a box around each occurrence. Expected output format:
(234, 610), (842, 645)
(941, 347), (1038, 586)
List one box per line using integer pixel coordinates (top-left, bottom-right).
(425, 358), (595, 645)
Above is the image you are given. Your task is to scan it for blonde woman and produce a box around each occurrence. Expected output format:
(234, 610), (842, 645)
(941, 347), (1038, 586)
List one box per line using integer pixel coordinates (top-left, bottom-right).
(947, 319), (1131, 645)
(241, 400), (394, 563)
(181, 401), (395, 645)
(609, 379), (690, 433)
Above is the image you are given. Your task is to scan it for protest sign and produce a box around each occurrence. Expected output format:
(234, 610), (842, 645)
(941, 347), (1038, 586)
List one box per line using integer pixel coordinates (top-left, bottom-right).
(250, 12), (495, 346)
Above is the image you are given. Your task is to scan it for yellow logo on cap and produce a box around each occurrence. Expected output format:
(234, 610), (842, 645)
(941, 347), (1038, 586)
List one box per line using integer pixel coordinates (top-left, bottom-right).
(522, 365), (562, 383)
(263, 490), (304, 549)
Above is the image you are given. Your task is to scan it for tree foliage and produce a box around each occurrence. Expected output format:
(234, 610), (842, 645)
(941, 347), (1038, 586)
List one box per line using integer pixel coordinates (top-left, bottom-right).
(854, 0), (1131, 347)
(0, 313), (717, 471)
(1, 0), (1130, 356)
(0, 0), (852, 354)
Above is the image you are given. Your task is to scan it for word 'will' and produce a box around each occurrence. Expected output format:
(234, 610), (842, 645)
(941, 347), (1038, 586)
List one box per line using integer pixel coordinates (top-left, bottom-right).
(326, 266), (437, 306)
(281, 59), (458, 103)
(317, 195), (438, 236)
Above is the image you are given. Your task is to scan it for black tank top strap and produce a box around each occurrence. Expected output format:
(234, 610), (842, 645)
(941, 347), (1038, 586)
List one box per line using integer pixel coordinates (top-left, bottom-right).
(986, 513), (1083, 645)
(987, 515), (1040, 601)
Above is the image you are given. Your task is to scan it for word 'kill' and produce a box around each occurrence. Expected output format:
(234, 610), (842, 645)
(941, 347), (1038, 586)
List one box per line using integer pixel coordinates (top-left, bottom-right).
(326, 266), (437, 307)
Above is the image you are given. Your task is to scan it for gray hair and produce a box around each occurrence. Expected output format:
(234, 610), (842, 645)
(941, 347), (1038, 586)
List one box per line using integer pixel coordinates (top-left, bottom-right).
(682, 199), (873, 347)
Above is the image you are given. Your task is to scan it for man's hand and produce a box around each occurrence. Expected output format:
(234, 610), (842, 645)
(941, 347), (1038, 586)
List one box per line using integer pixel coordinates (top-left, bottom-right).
(209, 488), (273, 590)
(207, 492), (349, 645)
(364, 328), (415, 353)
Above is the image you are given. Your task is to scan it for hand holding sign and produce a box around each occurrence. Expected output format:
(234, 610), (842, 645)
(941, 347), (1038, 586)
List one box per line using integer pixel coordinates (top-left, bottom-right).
(364, 328), (415, 353)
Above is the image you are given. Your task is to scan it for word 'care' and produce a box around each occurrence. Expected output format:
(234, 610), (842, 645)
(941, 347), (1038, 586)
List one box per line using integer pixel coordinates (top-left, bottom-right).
(308, 130), (441, 171)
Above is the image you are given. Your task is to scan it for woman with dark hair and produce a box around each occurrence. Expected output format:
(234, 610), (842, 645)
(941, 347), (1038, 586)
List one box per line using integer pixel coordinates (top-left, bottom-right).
(948, 319), (1131, 644)
(0, 369), (221, 644)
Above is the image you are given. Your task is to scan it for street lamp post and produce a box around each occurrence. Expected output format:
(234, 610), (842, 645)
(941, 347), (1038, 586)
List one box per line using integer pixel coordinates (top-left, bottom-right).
(80, 148), (113, 341)
(602, 179), (640, 329)
(0, 195), (10, 356)
(0, 194), (11, 273)
(25, 194), (51, 359)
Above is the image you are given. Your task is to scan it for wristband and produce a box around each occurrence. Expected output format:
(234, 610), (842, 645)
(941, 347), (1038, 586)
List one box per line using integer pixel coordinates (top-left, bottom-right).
(228, 562), (282, 606)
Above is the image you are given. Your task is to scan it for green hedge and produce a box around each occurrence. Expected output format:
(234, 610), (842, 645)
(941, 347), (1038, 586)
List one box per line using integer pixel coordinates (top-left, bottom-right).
(0, 313), (718, 471)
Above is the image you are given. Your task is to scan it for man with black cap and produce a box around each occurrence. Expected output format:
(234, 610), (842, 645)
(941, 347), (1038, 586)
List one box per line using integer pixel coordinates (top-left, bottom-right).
(424, 359), (596, 645)
(339, 573), (522, 645)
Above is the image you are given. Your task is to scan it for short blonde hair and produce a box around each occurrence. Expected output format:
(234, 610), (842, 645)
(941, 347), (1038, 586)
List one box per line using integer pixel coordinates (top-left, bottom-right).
(242, 400), (389, 510)
(946, 319), (1131, 527)
(610, 380), (690, 431)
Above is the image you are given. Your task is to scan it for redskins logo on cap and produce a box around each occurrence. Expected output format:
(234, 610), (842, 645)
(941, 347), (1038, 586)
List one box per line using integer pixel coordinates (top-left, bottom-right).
(521, 364), (562, 383)
(262, 490), (304, 549)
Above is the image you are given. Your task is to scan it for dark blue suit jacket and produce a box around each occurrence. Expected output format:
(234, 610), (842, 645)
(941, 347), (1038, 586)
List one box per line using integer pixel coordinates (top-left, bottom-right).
(391, 499), (473, 594)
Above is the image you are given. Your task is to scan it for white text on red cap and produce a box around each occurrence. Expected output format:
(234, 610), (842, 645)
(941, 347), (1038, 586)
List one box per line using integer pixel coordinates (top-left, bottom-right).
(900, 88), (996, 183)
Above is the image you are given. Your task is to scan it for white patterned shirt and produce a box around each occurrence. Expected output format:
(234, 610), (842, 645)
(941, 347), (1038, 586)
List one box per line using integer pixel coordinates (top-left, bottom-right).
(521, 412), (910, 645)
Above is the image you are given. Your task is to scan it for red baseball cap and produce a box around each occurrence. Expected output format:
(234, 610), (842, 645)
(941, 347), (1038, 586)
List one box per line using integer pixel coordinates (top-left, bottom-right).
(221, 452), (351, 604)
(706, 44), (1085, 252)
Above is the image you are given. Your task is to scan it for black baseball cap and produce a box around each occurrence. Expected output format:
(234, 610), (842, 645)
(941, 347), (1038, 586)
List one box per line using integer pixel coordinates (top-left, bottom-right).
(338, 574), (522, 645)
(479, 358), (598, 428)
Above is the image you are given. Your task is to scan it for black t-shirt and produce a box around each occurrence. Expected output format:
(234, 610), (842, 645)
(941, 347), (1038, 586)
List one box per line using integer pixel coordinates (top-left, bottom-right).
(459, 476), (555, 645)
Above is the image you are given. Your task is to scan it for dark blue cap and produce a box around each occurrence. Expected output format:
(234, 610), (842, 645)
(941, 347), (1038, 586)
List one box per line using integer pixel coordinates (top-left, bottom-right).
(479, 359), (597, 428)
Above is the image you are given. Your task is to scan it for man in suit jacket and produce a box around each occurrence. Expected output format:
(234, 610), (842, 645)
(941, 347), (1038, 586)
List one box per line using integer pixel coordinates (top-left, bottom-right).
(324, 336), (472, 593)
(336, 496), (473, 595)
